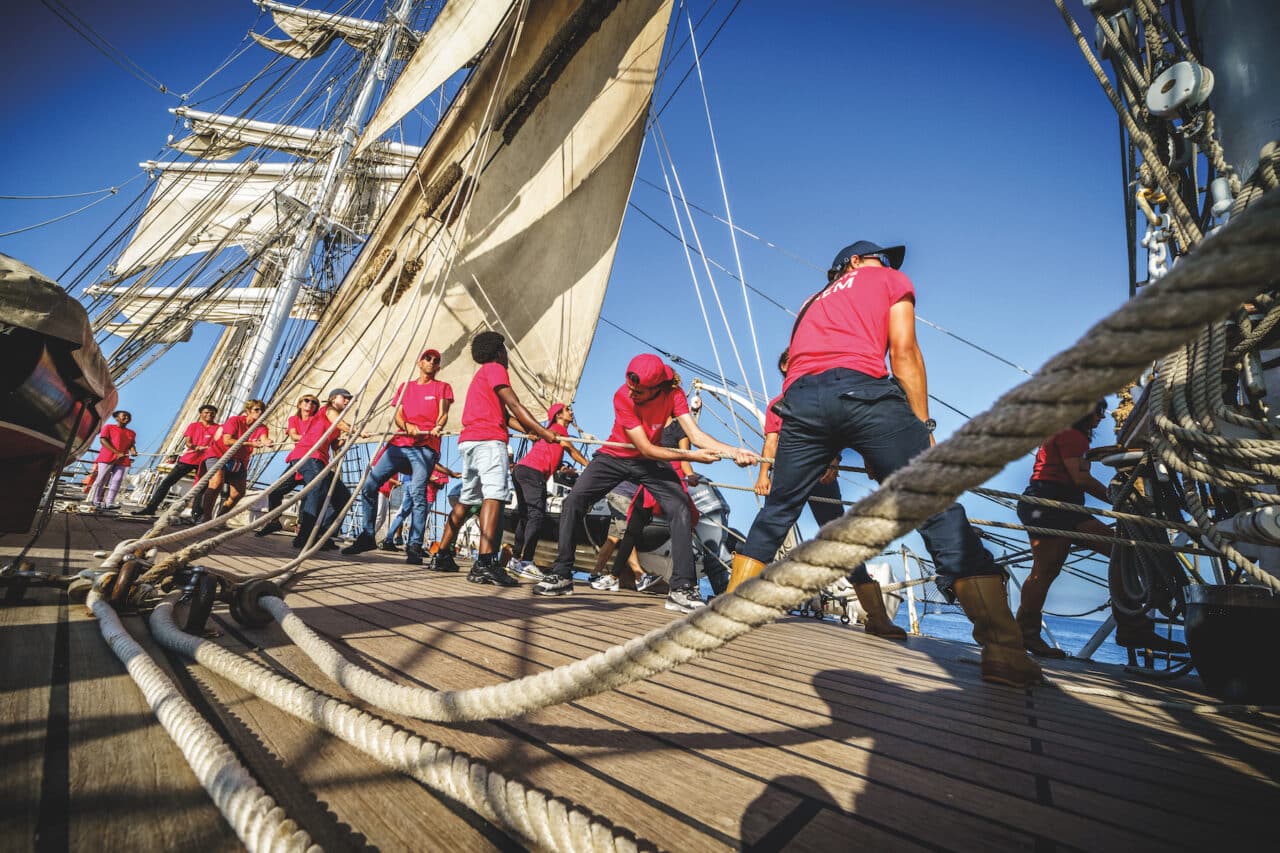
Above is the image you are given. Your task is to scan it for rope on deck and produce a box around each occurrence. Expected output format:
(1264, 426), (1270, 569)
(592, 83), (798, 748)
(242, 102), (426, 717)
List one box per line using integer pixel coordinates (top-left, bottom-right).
(89, 591), (320, 853)
(221, 190), (1280, 724)
(146, 599), (649, 853)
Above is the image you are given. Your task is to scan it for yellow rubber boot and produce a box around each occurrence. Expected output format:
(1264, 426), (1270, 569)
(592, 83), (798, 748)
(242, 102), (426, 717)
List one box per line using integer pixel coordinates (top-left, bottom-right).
(1015, 608), (1067, 659)
(953, 576), (1044, 688)
(726, 554), (766, 594)
(853, 582), (908, 641)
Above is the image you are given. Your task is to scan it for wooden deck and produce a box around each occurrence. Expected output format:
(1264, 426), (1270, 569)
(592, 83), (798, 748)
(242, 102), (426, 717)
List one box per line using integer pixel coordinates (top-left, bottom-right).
(3, 513), (1277, 852)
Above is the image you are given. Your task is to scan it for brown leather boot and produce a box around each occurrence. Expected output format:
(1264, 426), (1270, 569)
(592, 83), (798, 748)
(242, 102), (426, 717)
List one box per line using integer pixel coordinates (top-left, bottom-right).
(853, 582), (908, 641)
(1015, 609), (1067, 659)
(726, 553), (766, 593)
(954, 576), (1044, 688)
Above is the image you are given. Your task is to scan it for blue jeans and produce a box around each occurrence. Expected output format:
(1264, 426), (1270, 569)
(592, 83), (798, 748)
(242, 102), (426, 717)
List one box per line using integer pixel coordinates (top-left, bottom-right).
(384, 487), (413, 543)
(740, 368), (998, 595)
(359, 444), (438, 546)
(299, 457), (352, 532)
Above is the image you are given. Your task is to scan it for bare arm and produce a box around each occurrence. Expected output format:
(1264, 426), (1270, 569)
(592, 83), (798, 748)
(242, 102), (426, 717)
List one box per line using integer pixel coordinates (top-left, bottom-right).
(496, 386), (558, 443)
(624, 424), (709, 463)
(887, 299), (931, 426)
(566, 444), (590, 467)
(1064, 456), (1110, 503)
(432, 399), (451, 436)
(754, 431), (779, 494)
(675, 412), (755, 466)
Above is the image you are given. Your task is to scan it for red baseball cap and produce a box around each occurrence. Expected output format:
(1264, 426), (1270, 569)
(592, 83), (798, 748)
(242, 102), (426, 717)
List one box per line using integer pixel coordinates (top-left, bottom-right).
(547, 403), (567, 422)
(420, 348), (442, 361)
(626, 353), (673, 387)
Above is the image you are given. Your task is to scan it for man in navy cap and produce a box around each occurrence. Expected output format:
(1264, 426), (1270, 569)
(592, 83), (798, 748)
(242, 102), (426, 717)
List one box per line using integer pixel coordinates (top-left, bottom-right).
(729, 241), (1042, 688)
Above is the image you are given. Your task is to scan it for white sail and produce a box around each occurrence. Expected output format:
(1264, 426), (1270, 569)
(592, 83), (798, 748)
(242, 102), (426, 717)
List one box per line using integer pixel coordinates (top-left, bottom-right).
(250, 0), (418, 61)
(112, 162), (408, 275)
(355, 0), (516, 155)
(170, 108), (423, 164)
(276, 0), (674, 419)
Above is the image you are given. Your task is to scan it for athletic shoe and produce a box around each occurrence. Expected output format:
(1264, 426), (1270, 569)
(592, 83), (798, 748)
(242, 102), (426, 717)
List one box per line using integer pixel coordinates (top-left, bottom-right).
(665, 585), (707, 613)
(590, 573), (620, 591)
(341, 533), (377, 556)
(635, 573), (666, 594)
(507, 560), (545, 582)
(469, 558), (519, 587)
(130, 508), (156, 517)
(378, 540), (400, 552)
(532, 574), (574, 597)
(319, 538), (338, 552)
(405, 543), (425, 566)
(254, 520), (284, 538)
(429, 549), (459, 572)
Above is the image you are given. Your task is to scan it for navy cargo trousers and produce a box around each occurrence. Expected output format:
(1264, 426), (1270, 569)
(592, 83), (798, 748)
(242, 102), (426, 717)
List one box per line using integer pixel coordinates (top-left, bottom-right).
(740, 368), (999, 594)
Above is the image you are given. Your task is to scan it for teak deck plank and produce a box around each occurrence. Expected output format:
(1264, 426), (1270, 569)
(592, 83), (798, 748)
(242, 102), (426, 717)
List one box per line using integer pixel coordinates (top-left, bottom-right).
(2, 513), (1277, 852)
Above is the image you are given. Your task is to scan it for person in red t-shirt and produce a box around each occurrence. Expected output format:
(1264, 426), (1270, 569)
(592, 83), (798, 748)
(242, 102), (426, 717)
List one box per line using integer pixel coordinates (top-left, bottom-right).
(343, 348), (454, 564)
(89, 410), (137, 509)
(292, 388), (354, 550)
(509, 402), (590, 578)
(430, 332), (559, 584)
(734, 240), (1039, 688)
(256, 393), (322, 537)
(534, 353), (753, 611)
(133, 404), (219, 517)
(1017, 401), (1185, 657)
(201, 399), (270, 521)
(382, 463), (458, 550)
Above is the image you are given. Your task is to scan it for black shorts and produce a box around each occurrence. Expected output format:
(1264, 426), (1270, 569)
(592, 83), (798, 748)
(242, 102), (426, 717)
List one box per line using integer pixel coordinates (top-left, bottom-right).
(1017, 480), (1090, 534)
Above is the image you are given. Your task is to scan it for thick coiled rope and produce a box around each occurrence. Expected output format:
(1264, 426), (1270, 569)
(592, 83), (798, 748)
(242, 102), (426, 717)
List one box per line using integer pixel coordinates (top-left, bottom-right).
(215, 193), (1280, 724)
(146, 600), (649, 853)
(90, 592), (320, 853)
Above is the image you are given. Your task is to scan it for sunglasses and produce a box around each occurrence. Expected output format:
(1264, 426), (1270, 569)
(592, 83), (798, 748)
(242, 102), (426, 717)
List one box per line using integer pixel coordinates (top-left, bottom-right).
(421, 354), (441, 363)
(300, 398), (319, 405)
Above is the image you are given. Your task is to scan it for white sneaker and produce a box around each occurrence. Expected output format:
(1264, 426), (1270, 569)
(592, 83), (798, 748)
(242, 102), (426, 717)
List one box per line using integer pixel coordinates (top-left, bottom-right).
(508, 559), (545, 582)
(589, 573), (620, 591)
(666, 585), (707, 613)
(635, 573), (664, 593)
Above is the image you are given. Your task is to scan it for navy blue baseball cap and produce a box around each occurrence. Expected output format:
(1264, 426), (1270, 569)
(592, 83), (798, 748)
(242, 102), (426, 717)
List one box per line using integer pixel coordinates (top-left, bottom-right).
(830, 240), (906, 271)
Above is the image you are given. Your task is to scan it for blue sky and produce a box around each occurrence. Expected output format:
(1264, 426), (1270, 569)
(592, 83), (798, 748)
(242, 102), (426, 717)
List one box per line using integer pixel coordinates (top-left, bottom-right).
(1, 1), (1131, 615)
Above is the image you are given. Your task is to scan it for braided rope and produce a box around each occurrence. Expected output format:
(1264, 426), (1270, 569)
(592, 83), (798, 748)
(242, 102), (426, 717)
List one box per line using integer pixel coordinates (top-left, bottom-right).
(212, 193), (1280, 724)
(90, 592), (320, 852)
(146, 600), (648, 853)
(966, 518), (1213, 556)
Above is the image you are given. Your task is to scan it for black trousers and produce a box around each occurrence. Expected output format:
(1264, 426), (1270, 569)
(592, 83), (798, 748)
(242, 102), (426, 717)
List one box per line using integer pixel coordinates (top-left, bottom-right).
(552, 454), (693, 587)
(141, 461), (198, 513)
(511, 464), (549, 561)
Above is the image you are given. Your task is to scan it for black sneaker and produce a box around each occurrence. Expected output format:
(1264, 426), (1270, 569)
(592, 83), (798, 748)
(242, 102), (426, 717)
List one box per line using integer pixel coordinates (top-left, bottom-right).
(405, 543), (425, 565)
(130, 508), (156, 517)
(429, 550), (459, 572)
(254, 520), (284, 538)
(378, 540), (400, 552)
(320, 538), (339, 552)
(532, 574), (574, 597)
(665, 585), (707, 614)
(468, 559), (519, 587)
(341, 533), (377, 556)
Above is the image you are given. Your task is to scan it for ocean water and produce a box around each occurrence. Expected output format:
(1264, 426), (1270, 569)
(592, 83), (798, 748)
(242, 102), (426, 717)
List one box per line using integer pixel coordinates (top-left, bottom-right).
(891, 609), (1186, 666)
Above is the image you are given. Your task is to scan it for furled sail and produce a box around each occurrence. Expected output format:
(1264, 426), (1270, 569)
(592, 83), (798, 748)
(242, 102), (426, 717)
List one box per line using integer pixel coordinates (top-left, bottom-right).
(274, 0), (673, 421)
(170, 108), (422, 164)
(112, 162), (408, 276)
(355, 0), (516, 155)
(251, 0), (419, 61)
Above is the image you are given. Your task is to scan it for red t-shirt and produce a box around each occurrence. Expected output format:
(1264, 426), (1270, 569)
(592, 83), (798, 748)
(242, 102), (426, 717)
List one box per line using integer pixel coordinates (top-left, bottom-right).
(1031, 428), (1090, 485)
(284, 414), (312, 463)
(209, 415), (268, 466)
(764, 393), (784, 435)
(599, 385), (690, 459)
(180, 421), (219, 466)
(517, 422), (569, 477)
(783, 267), (916, 392)
(299, 410), (340, 464)
(426, 468), (450, 504)
(95, 424), (136, 466)
(391, 379), (453, 449)
(459, 362), (511, 443)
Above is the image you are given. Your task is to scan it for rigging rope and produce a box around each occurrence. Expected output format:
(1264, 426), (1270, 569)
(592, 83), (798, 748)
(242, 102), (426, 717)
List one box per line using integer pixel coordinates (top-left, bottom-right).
(39, 0), (179, 98)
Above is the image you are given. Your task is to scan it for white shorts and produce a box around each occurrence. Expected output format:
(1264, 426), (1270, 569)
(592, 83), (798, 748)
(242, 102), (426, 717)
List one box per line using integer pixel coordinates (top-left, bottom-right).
(458, 440), (511, 504)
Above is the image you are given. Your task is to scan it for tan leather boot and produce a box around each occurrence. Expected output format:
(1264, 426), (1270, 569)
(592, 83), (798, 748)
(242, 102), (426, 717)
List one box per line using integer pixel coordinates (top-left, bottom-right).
(726, 553), (766, 593)
(853, 582), (908, 641)
(1015, 609), (1067, 659)
(954, 576), (1043, 688)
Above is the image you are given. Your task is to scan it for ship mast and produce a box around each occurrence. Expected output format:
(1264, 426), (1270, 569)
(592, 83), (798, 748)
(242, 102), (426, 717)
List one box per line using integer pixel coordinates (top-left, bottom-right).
(229, 0), (418, 404)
